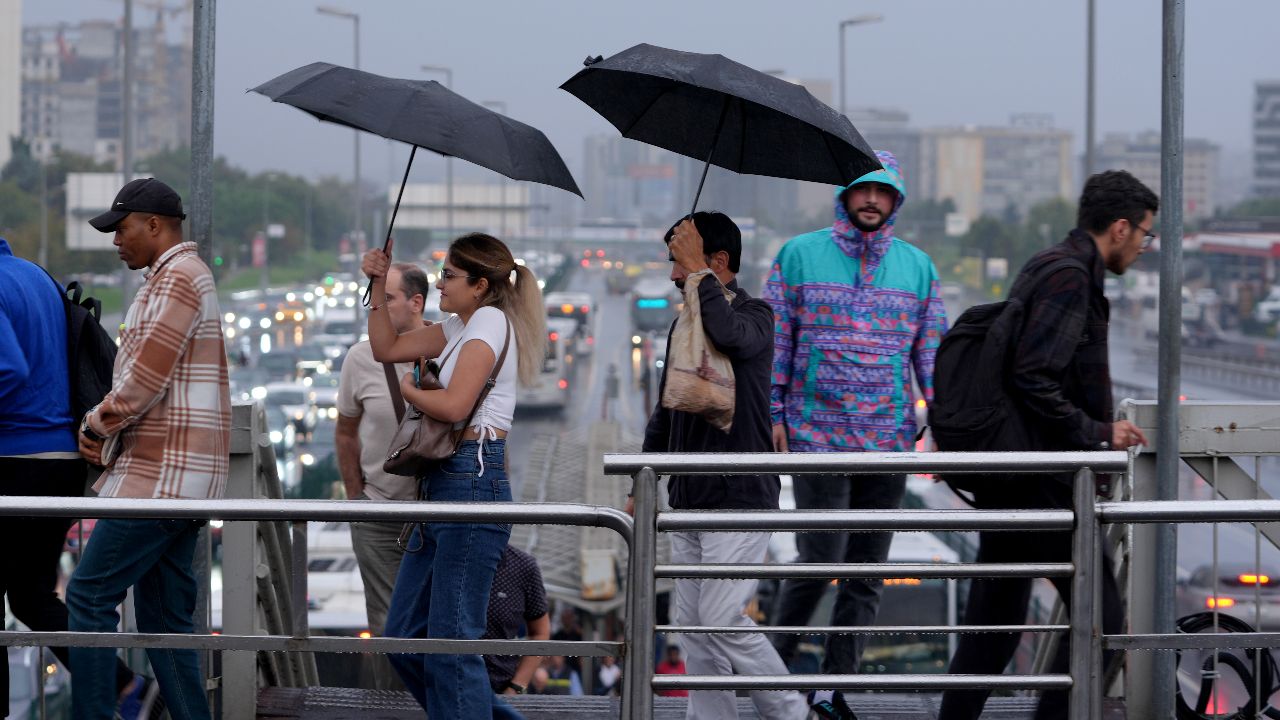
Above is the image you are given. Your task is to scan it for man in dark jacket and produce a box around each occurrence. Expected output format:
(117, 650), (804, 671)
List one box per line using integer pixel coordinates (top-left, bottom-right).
(635, 212), (805, 720)
(939, 170), (1157, 720)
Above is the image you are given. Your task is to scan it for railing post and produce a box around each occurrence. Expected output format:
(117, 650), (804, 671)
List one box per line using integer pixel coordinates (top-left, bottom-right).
(222, 403), (261, 720)
(290, 520), (309, 639)
(622, 467), (657, 720)
(1069, 468), (1102, 720)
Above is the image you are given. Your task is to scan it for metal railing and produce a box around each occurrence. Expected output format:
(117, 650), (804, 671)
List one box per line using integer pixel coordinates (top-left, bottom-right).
(604, 451), (1129, 720)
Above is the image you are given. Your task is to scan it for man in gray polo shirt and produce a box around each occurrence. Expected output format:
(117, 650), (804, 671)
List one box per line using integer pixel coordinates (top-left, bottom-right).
(336, 262), (431, 689)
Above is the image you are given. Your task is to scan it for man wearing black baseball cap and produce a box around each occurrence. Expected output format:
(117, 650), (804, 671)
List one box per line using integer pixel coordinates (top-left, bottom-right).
(88, 177), (186, 233)
(88, 178), (188, 272)
(70, 175), (229, 720)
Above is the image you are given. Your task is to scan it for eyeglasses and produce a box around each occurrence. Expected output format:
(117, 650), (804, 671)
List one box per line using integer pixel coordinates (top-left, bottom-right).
(438, 268), (476, 282)
(1132, 221), (1157, 250)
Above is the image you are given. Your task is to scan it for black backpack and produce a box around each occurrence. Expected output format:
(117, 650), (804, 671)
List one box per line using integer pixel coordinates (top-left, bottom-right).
(41, 271), (118, 425)
(928, 258), (1086, 497)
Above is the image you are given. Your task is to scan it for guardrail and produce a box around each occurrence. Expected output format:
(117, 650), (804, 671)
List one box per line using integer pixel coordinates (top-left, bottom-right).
(604, 451), (1128, 720)
(0, 496), (632, 720)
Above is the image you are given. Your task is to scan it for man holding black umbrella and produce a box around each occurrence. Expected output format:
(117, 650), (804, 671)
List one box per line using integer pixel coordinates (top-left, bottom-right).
(764, 151), (947, 719)
(636, 211), (808, 720)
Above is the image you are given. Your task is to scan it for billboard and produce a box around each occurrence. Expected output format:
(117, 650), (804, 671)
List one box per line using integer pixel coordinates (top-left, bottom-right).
(65, 172), (148, 251)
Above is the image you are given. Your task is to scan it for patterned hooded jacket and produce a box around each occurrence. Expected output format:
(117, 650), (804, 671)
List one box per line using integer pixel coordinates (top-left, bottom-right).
(764, 151), (947, 453)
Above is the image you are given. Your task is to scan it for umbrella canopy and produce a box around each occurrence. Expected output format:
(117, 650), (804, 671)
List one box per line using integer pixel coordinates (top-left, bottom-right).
(252, 62), (582, 198)
(561, 43), (880, 211)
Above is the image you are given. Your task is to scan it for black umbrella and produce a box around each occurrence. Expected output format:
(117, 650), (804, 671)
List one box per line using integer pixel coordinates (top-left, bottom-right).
(561, 43), (880, 215)
(251, 62), (582, 256)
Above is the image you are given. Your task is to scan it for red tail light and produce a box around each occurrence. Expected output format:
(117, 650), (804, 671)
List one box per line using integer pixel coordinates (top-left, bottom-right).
(1207, 597), (1236, 609)
(557, 379), (568, 390)
(1239, 574), (1271, 585)
(580, 305), (590, 314)
(549, 332), (559, 342)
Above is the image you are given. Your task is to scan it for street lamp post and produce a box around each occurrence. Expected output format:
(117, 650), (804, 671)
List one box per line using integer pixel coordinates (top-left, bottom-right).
(421, 65), (454, 243)
(482, 100), (509, 238)
(1084, 0), (1097, 177)
(317, 4), (361, 344)
(838, 14), (884, 117)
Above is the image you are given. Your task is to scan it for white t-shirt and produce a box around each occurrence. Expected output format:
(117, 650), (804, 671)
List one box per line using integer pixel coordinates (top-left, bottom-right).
(438, 306), (517, 433)
(336, 341), (417, 501)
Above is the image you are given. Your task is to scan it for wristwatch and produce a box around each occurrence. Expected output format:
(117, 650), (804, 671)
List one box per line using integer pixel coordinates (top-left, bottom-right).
(80, 420), (103, 443)
(504, 681), (526, 694)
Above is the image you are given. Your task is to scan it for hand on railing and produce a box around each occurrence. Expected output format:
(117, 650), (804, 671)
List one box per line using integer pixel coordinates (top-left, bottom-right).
(1112, 420), (1149, 449)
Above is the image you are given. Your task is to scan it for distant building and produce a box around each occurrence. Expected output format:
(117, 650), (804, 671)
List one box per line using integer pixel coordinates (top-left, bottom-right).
(21, 13), (192, 167)
(393, 182), (532, 241)
(1256, 80), (1280, 198)
(0, 0), (20, 169)
(581, 134), (682, 226)
(918, 115), (1073, 222)
(1094, 131), (1220, 221)
(846, 107), (923, 199)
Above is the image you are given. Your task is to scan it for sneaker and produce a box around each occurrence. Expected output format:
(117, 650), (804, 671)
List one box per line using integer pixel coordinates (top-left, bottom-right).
(808, 690), (858, 720)
(116, 676), (161, 720)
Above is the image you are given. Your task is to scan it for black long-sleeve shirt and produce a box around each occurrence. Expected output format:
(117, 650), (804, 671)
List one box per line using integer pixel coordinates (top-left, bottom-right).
(1008, 229), (1113, 451)
(642, 275), (780, 510)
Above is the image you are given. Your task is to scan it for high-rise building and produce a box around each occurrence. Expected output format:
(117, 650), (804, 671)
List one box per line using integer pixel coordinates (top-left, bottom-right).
(1256, 80), (1280, 198)
(918, 115), (1073, 222)
(1094, 131), (1220, 220)
(0, 0), (20, 170)
(21, 12), (192, 167)
(846, 107), (922, 196)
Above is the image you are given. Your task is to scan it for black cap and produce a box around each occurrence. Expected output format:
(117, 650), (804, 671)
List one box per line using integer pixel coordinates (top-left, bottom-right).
(89, 178), (187, 232)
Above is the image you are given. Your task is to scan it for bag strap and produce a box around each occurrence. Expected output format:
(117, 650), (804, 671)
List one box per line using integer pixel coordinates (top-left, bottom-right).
(382, 362), (406, 425)
(454, 315), (511, 436)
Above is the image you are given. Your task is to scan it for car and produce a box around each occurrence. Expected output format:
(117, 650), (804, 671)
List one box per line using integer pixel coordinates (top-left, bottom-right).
(258, 351), (301, 382)
(263, 382), (318, 436)
(1177, 563), (1280, 630)
(543, 291), (596, 356)
(229, 367), (271, 403)
(1253, 286), (1280, 324)
(307, 371), (342, 420)
(264, 405), (297, 456)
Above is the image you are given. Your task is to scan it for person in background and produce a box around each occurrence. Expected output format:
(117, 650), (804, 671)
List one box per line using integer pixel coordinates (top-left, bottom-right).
(335, 261), (431, 690)
(596, 655), (622, 696)
(654, 644), (688, 699)
(483, 544), (551, 698)
(551, 607), (585, 676)
(544, 654), (583, 696)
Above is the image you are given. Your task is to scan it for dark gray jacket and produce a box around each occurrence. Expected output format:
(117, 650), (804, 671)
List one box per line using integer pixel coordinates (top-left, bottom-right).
(642, 276), (780, 510)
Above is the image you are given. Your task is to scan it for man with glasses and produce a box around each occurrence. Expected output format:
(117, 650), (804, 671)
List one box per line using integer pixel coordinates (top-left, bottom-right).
(939, 170), (1158, 720)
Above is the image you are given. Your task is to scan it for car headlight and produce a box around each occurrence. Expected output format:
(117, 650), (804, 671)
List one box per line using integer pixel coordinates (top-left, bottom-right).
(251, 386), (267, 400)
(269, 430), (283, 443)
(300, 453), (316, 466)
(293, 411), (305, 421)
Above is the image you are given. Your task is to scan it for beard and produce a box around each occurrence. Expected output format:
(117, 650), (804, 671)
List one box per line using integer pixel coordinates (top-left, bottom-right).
(851, 212), (888, 233)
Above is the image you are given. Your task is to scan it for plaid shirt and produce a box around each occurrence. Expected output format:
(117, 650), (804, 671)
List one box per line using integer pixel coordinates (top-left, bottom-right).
(1008, 229), (1113, 451)
(86, 242), (231, 499)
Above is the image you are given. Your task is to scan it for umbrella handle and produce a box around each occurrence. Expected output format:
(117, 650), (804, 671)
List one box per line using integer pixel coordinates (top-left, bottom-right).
(690, 96), (731, 217)
(363, 145), (418, 307)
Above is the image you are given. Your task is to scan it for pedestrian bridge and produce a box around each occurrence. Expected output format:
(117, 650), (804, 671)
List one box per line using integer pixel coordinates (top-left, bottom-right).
(0, 400), (1277, 719)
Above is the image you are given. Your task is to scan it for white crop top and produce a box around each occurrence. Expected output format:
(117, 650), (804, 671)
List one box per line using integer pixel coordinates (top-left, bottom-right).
(437, 306), (517, 435)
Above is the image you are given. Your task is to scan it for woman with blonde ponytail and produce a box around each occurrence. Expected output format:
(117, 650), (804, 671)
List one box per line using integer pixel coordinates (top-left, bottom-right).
(360, 232), (541, 720)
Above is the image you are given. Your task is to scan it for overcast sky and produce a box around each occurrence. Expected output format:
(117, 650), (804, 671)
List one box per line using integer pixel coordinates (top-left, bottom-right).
(23, 0), (1280, 189)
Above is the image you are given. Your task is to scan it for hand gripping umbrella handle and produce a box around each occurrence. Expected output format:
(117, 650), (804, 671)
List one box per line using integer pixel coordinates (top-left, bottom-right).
(363, 144), (418, 307)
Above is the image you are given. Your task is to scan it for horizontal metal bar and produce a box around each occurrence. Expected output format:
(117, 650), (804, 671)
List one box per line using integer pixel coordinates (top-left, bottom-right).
(0, 630), (620, 657)
(657, 509), (1074, 532)
(650, 673), (1072, 691)
(603, 450), (1129, 476)
(0, 498), (632, 547)
(1104, 632), (1280, 651)
(659, 624), (1069, 635)
(1100, 499), (1280, 525)
(654, 562), (1074, 579)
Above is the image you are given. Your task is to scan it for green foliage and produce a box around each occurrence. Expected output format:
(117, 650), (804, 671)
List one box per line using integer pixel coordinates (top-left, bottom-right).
(1221, 196), (1280, 218)
(0, 144), (361, 285)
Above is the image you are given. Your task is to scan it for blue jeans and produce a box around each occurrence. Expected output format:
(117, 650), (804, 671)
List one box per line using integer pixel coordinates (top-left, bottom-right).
(66, 518), (210, 720)
(385, 440), (520, 719)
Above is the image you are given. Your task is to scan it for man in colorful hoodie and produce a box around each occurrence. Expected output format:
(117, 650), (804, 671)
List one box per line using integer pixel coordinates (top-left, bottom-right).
(764, 151), (946, 719)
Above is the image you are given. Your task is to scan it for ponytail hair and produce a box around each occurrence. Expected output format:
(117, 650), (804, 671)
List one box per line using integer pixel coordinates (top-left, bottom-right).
(447, 233), (547, 387)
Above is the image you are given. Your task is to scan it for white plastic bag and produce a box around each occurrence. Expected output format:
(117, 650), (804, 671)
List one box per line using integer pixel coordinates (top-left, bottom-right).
(661, 272), (736, 432)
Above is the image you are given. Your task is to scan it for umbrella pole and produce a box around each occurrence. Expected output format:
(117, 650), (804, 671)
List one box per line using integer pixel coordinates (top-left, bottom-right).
(383, 144), (418, 252)
(689, 97), (731, 217)
(362, 145), (418, 306)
